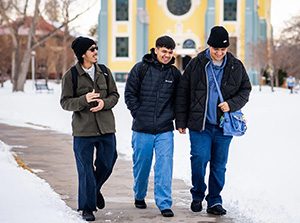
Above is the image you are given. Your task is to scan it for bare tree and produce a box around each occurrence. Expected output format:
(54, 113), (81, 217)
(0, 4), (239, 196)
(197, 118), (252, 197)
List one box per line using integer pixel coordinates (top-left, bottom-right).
(0, 0), (92, 92)
(246, 40), (270, 88)
(43, 0), (73, 82)
(274, 15), (300, 80)
(44, 0), (60, 22)
(19, 0), (41, 92)
(62, 0), (73, 76)
(88, 24), (97, 38)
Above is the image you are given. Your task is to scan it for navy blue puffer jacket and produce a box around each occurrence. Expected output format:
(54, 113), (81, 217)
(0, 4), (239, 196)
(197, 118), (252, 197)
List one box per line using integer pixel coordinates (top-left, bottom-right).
(125, 48), (181, 134)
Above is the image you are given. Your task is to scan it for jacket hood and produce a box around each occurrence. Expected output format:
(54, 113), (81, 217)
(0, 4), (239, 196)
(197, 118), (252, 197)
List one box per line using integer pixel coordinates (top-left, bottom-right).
(205, 48), (227, 70)
(142, 48), (176, 68)
(197, 48), (235, 66)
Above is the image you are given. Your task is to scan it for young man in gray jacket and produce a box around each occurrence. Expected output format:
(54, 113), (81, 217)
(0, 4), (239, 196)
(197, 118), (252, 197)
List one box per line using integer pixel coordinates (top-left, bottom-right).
(60, 36), (119, 221)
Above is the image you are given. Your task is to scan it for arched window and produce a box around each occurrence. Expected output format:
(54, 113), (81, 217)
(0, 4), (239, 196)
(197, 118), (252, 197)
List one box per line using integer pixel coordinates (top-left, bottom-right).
(183, 39), (196, 49)
(167, 0), (191, 16)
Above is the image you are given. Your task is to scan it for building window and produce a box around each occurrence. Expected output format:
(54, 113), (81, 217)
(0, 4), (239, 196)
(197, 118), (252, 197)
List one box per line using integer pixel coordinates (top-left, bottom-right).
(167, 0), (191, 16)
(116, 37), (129, 57)
(183, 39), (196, 49)
(116, 0), (128, 21)
(224, 0), (237, 21)
(115, 72), (128, 82)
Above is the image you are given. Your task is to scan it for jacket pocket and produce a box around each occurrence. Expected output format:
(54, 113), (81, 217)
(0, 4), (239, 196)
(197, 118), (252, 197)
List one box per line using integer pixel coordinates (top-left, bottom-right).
(96, 83), (108, 97)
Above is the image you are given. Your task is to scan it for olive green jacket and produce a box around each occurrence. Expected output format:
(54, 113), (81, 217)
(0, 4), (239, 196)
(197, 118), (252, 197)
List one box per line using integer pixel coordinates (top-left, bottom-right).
(60, 63), (119, 136)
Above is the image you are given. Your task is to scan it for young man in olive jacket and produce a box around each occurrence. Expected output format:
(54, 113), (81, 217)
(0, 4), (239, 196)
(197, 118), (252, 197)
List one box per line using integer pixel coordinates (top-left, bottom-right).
(175, 26), (251, 215)
(125, 36), (181, 217)
(60, 36), (119, 221)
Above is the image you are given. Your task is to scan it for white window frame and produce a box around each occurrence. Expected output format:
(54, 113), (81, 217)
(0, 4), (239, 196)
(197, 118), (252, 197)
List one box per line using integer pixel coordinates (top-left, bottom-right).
(221, 0), (239, 22)
(219, 0), (241, 59)
(115, 36), (130, 58)
(112, 0), (132, 61)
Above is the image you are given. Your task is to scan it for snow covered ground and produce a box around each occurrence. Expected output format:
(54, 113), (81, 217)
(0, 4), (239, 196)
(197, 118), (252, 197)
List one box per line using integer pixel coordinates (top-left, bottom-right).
(0, 141), (84, 223)
(0, 80), (300, 223)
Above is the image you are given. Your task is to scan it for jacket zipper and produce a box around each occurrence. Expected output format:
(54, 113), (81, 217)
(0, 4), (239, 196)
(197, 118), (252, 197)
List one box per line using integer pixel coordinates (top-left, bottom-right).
(154, 65), (164, 132)
(202, 62), (210, 131)
(154, 64), (165, 133)
(91, 72), (101, 135)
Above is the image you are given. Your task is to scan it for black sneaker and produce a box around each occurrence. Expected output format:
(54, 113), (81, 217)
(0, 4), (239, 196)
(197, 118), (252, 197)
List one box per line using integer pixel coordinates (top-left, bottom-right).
(161, 209), (174, 217)
(191, 200), (202, 212)
(134, 199), (147, 209)
(82, 210), (95, 221)
(207, 205), (227, 215)
(97, 192), (105, 209)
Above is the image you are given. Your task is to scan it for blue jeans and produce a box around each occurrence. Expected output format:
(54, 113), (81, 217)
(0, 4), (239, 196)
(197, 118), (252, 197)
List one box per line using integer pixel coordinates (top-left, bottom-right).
(132, 131), (174, 211)
(73, 134), (117, 211)
(189, 124), (232, 207)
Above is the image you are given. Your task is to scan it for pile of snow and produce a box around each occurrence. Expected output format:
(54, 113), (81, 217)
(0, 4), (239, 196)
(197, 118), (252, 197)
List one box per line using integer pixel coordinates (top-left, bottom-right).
(0, 140), (84, 223)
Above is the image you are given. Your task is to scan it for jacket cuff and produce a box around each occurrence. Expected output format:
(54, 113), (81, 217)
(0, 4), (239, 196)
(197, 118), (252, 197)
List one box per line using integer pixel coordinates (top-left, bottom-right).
(175, 121), (186, 129)
(227, 100), (238, 112)
(79, 95), (89, 107)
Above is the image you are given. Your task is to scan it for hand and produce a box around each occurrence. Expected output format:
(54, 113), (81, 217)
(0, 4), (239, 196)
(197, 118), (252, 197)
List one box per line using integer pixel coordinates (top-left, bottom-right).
(90, 99), (104, 112)
(178, 128), (186, 134)
(86, 89), (100, 103)
(218, 102), (230, 112)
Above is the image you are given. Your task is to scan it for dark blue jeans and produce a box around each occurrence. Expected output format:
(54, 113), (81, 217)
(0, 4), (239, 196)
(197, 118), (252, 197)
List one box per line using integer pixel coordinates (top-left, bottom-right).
(189, 124), (232, 207)
(73, 134), (117, 211)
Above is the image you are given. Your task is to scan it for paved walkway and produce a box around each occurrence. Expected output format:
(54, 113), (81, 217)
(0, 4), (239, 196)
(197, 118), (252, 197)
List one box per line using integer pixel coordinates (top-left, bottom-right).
(0, 123), (236, 223)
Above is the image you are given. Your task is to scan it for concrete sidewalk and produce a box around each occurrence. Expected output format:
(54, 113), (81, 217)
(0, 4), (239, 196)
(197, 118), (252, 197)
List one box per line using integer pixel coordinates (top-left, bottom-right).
(0, 123), (236, 223)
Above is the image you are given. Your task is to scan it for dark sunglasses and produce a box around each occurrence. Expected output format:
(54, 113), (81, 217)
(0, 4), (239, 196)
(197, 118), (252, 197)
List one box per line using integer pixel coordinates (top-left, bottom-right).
(88, 46), (98, 52)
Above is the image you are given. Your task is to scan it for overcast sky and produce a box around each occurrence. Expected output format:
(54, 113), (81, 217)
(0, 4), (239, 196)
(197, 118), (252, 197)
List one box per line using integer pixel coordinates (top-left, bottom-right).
(71, 0), (300, 38)
(271, 0), (300, 37)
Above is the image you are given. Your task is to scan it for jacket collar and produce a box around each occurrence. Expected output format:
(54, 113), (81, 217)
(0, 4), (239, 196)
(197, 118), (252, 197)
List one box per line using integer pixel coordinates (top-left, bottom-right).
(75, 62), (103, 77)
(197, 48), (235, 67)
(75, 62), (86, 76)
(142, 48), (175, 69)
(197, 49), (237, 86)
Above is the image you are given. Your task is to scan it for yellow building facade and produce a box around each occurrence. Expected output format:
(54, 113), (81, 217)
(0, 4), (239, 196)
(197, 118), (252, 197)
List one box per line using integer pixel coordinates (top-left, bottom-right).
(98, 0), (272, 84)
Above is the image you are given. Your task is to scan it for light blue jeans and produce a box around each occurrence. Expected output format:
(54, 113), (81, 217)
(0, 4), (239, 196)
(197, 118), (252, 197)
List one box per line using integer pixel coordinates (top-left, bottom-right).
(132, 131), (174, 211)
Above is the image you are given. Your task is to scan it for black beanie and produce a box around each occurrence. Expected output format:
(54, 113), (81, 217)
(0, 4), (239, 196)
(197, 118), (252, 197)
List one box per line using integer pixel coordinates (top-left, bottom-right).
(71, 36), (96, 62)
(207, 26), (230, 48)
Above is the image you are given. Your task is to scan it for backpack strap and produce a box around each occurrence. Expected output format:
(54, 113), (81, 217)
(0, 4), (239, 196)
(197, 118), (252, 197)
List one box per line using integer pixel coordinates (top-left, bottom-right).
(137, 62), (149, 84)
(98, 64), (109, 85)
(70, 66), (78, 97)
